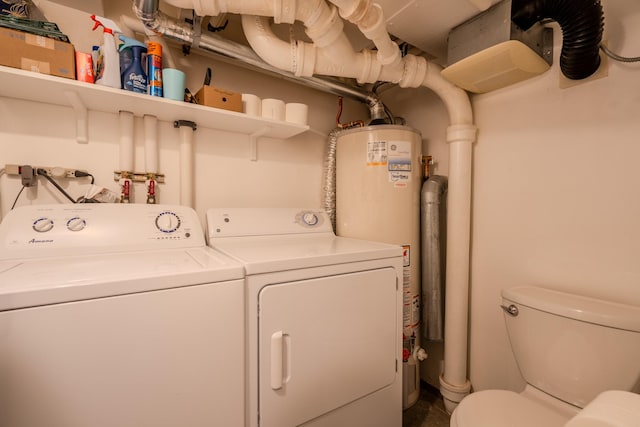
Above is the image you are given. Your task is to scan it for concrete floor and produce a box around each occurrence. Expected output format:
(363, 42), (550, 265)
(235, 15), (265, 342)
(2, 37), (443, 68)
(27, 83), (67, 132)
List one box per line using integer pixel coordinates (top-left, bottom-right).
(403, 382), (451, 427)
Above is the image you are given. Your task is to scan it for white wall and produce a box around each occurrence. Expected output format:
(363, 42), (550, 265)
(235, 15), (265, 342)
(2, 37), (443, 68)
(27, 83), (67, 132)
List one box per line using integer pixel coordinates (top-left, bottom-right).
(372, 0), (640, 393)
(468, 1), (640, 392)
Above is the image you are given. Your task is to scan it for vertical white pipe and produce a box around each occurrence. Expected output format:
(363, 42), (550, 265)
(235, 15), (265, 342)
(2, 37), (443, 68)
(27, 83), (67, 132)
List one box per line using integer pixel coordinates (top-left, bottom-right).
(438, 125), (476, 413)
(177, 122), (196, 207)
(119, 111), (135, 172)
(118, 111), (135, 203)
(143, 115), (158, 173)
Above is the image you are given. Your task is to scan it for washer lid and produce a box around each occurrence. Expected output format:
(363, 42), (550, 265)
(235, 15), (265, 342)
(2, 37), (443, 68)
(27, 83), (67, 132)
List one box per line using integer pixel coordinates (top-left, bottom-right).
(210, 233), (401, 275)
(0, 247), (244, 311)
(453, 390), (571, 427)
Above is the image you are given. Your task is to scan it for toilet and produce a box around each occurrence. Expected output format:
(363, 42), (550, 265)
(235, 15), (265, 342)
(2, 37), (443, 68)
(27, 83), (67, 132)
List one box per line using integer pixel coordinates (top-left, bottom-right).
(451, 286), (640, 427)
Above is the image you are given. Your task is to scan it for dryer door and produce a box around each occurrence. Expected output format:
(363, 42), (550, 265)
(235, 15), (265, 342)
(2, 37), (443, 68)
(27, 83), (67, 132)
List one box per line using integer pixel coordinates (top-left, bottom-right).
(258, 267), (398, 427)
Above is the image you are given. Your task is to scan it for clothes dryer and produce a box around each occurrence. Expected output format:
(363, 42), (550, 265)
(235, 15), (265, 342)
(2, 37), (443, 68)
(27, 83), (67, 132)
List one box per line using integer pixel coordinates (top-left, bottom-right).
(0, 204), (245, 427)
(206, 208), (403, 427)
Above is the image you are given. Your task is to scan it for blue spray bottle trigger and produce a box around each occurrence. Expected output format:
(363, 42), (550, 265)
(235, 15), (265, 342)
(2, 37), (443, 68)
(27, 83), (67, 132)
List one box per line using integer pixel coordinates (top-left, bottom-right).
(118, 35), (148, 93)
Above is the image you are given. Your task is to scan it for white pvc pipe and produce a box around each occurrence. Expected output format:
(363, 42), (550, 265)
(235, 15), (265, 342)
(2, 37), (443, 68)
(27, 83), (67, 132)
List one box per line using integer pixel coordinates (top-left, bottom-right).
(118, 111), (135, 172)
(439, 126), (475, 414)
(241, 15), (378, 81)
(143, 115), (158, 174)
(163, 0), (273, 19)
(178, 124), (195, 207)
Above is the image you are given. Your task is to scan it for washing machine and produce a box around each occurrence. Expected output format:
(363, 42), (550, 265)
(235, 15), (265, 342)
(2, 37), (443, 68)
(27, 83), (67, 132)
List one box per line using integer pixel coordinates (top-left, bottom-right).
(0, 204), (245, 427)
(206, 208), (403, 427)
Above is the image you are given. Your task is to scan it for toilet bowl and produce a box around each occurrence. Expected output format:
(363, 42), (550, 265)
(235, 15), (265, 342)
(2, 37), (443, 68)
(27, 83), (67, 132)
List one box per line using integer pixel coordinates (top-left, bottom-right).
(450, 386), (578, 427)
(451, 286), (640, 427)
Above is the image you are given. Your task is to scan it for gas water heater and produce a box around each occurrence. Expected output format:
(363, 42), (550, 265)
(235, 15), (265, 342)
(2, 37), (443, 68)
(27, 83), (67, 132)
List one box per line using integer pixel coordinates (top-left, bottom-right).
(335, 125), (423, 408)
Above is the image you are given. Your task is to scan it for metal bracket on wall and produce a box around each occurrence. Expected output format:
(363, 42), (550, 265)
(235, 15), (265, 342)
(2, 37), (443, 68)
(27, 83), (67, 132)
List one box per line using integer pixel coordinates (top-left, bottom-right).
(113, 171), (166, 183)
(249, 127), (271, 161)
(63, 90), (88, 143)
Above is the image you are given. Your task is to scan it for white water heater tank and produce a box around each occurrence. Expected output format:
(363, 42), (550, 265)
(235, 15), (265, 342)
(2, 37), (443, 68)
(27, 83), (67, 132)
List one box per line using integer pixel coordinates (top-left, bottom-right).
(336, 125), (423, 408)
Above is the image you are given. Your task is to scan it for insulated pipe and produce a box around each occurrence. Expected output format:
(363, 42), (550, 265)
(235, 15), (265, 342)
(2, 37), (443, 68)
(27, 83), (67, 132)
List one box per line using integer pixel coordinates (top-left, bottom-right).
(322, 128), (340, 231)
(421, 175), (447, 342)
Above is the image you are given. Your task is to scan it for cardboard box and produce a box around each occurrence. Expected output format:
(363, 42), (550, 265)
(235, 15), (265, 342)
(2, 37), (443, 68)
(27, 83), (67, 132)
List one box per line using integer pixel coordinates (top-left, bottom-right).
(0, 27), (75, 79)
(195, 85), (242, 112)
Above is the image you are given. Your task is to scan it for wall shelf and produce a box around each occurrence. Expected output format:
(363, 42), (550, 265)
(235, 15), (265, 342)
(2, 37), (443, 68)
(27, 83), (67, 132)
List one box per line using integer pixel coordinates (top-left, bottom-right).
(0, 65), (309, 143)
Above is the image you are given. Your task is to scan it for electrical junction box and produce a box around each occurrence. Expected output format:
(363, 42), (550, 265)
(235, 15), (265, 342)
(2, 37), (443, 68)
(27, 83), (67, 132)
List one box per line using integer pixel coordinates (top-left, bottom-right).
(0, 26), (75, 79)
(195, 85), (242, 112)
(442, 0), (553, 93)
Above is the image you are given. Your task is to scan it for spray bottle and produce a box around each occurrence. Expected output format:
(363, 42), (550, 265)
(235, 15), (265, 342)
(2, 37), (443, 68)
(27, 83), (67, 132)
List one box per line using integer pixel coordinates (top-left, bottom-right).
(118, 35), (147, 93)
(91, 15), (122, 88)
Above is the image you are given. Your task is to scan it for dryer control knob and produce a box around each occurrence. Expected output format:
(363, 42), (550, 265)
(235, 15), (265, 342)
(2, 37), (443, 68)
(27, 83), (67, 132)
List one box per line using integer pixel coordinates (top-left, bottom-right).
(301, 212), (319, 226)
(33, 217), (54, 233)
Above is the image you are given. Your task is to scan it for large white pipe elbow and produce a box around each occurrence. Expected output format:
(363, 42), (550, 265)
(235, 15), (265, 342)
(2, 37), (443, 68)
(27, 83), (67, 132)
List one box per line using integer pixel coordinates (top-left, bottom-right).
(356, 4), (400, 67)
(242, 14), (372, 80)
(241, 15), (296, 72)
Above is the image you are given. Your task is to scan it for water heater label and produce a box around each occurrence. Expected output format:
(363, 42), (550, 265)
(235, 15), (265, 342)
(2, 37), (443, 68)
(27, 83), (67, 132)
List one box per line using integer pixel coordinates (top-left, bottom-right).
(366, 140), (387, 166)
(387, 140), (412, 187)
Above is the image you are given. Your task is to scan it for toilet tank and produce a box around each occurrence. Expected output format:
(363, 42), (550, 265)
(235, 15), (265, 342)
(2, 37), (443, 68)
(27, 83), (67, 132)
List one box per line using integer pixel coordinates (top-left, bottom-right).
(502, 286), (640, 408)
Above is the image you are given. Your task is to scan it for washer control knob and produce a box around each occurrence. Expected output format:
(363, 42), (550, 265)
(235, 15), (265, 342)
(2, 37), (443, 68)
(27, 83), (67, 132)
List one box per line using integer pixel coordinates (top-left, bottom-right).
(155, 211), (181, 233)
(33, 217), (54, 233)
(301, 212), (319, 226)
(66, 217), (86, 232)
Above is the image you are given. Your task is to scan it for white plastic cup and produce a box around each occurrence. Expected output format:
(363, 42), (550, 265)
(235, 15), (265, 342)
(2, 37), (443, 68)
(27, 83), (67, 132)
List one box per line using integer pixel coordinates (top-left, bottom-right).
(242, 93), (262, 116)
(162, 68), (186, 101)
(285, 103), (309, 125)
(261, 98), (285, 121)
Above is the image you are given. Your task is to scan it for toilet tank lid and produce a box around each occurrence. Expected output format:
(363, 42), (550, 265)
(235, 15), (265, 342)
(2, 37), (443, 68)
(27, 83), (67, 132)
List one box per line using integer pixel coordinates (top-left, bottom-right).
(502, 286), (640, 332)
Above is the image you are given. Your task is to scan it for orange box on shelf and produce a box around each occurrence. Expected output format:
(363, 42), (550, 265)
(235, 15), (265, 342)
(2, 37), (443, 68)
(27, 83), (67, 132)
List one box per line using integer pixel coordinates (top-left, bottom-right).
(195, 85), (242, 112)
(0, 27), (75, 79)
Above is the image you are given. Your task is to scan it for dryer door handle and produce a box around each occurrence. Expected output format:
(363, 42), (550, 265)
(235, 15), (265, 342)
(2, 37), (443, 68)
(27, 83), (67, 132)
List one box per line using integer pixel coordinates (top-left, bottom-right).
(271, 331), (283, 390)
(271, 331), (290, 390)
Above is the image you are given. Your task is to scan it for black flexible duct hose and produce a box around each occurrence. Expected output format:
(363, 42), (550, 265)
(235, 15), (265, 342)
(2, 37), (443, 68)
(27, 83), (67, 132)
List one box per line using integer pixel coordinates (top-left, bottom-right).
(512, 0), (604, 80)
